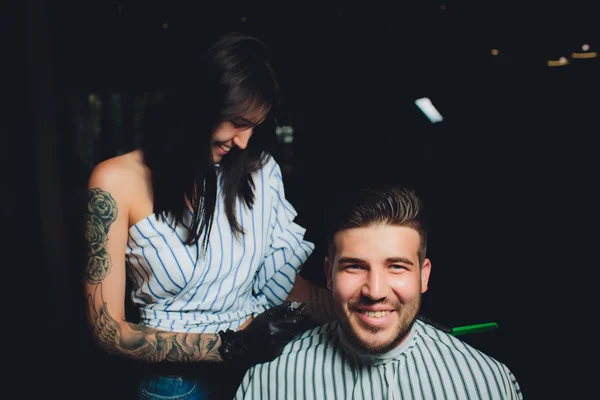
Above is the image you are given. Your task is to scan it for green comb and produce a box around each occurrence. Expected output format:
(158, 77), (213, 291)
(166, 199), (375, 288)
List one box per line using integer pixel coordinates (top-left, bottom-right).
(451, 322), (499, 336)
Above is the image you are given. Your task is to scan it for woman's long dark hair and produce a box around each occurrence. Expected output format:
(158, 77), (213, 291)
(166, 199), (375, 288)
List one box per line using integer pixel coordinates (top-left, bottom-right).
(141, 32), (279, 252)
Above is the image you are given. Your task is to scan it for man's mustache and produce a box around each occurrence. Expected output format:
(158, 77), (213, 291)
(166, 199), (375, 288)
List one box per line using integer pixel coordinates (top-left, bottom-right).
(348, 296), (401, 309)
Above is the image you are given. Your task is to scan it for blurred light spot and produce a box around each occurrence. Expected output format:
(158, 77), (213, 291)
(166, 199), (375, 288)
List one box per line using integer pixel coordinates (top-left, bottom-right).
(491, 49), (499, 56)
(162, 23), (168, 29)
(240, 16), (248, 23)
(415, 97), (443, 123)
(571, 51), (597, 59)
(276, 125), (294, 143)
(547, 57), (570, 67)
(88, 93), (102, 109)
(582, 44), (590, 51)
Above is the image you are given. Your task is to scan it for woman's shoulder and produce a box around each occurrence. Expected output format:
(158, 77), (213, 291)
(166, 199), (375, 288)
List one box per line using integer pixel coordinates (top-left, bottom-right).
(90, 149), (141, 178)
(88, 150), (149, 195)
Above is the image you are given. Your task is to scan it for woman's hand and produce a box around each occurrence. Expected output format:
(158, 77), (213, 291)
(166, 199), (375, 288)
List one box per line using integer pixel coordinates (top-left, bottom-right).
(218, 302), (317, 366)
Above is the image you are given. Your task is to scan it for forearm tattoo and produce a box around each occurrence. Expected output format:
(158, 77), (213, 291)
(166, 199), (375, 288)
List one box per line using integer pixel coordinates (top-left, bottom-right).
(87, 284), (222, 363)
(84, 188), (223, 363)
(307, 285), (336, 324)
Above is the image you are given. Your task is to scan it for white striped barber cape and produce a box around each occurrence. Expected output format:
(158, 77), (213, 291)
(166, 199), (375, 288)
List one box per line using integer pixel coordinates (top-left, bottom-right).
(125, 155), (314, 333)
(235, 320), (523, 400)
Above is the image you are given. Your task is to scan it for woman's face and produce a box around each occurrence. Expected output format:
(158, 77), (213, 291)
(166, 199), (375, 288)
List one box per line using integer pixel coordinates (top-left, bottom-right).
(210, 114), (266, 163)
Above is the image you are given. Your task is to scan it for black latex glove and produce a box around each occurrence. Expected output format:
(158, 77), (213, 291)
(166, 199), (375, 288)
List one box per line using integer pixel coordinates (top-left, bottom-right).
(218, 301), (316, 366)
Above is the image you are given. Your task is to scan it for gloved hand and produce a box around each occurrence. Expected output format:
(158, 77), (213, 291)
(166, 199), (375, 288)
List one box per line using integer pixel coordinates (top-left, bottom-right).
(218, 301), (316, 366)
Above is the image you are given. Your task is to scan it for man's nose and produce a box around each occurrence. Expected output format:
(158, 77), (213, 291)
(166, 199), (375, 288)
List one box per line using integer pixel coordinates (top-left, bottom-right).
(361, 269), (388, 302)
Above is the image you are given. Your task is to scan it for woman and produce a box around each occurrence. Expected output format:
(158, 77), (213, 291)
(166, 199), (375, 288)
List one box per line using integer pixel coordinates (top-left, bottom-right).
(83, 32), (333, 399)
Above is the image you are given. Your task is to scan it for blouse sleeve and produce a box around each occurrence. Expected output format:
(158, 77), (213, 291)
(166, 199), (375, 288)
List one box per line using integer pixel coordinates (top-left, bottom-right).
(252, 158), (315, 308)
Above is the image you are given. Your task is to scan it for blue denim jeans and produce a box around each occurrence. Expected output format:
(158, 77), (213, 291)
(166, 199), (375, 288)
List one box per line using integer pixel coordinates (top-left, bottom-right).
(138, 362), (247, 400)
(139, 375), (209, 400)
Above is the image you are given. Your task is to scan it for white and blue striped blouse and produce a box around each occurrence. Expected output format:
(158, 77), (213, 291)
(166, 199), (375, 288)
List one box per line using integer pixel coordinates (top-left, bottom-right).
(125, 155), (314, 333)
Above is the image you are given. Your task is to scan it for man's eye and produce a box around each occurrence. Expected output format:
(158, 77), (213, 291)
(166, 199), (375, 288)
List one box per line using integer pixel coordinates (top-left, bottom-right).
(345, 264), (363, 270)
(390, 265), (406, 271)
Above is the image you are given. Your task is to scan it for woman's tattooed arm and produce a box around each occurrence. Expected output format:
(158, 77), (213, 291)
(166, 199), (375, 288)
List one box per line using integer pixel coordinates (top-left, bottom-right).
(84, 187), (223, 363)
(288, 275), (336, 325)
(87, 284), (223, 363)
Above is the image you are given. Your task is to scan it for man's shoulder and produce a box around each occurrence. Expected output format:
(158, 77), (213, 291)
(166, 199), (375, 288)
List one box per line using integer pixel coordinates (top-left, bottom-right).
(258, 321), (338, 367)
(234, 323), (339, 400)
(414, 320), (522, 397)
(415, 319), (508, 367)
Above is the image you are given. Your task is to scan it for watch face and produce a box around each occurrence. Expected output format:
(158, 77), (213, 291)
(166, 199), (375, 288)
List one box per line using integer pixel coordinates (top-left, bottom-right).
(287, 301), (307, 315)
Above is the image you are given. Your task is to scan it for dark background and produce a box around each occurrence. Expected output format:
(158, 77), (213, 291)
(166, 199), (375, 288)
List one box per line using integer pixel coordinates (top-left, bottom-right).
(9, 1), (598, 398)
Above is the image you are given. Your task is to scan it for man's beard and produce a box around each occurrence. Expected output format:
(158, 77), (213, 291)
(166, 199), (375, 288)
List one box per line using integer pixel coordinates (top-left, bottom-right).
(337, 296), (421, 354)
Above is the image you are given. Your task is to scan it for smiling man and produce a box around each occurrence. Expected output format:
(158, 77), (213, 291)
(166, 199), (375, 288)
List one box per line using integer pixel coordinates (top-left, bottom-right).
(234, 184), (523, 400)
(327, 221), (430, 356)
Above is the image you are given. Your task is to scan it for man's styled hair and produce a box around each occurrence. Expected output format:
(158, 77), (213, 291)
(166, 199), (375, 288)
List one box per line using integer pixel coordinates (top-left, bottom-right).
(325, 184), (429, 265)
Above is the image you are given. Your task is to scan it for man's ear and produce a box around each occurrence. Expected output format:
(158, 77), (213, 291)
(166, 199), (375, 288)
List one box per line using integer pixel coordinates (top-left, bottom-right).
(324, 257), (333, 291)
(421, 258), (432, 294)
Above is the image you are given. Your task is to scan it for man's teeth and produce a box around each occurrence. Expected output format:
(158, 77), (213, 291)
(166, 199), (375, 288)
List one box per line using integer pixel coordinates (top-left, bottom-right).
(219, 144), (231, 152)
(360, 311), (391, 318)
